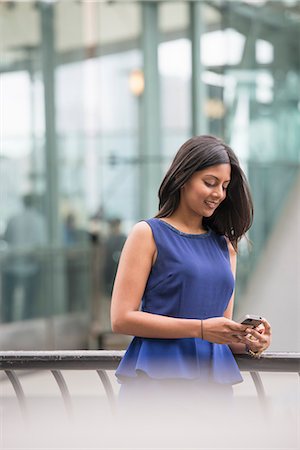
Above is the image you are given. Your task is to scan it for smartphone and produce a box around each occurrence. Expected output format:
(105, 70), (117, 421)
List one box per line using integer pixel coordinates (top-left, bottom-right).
(238, 314), (263, 328)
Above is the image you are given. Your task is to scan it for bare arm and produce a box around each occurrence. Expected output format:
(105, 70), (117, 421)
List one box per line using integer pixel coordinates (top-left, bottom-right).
(111, 223), (251, 342)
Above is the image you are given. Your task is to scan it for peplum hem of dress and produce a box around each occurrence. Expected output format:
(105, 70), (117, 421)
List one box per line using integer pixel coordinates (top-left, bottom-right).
(115, 336), (243, 385)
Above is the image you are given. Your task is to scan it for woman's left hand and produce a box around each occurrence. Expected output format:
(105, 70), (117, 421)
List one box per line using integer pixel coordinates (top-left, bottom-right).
(244, 318), (272, 356)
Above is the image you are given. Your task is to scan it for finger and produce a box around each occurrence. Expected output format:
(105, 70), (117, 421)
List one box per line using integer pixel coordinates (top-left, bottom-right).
(246, 327), (262, 337)
(232, 335), (246, 344)
(244, 328), (259, 339)
(248, 328), (263, 339)
(260, 336), (269, 346)
(236, 334), (254, 344)
(260, 318), (271, 333)
(245, 327), (255, 334)
(247, 336), (265, 347)
(247, 332), (269, 348)
(245, 336), (259, 345)
(231, 323), (249, 333)
(256, 331), (270, 345)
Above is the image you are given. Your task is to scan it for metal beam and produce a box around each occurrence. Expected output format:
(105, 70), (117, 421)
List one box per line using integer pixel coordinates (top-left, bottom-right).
(140, 1), (161, 219)
(40, 2), (66, 320)
(40, 2), (59, 244)
(0, 350), (299, 372)
(190, 0), (207, 136)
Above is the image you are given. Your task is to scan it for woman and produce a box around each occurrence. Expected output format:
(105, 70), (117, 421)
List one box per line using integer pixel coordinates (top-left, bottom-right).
(110, 135), (271, 418)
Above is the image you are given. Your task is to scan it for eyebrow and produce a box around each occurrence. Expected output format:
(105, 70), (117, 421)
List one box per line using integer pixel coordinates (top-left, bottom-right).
(204, 175), (231, 183)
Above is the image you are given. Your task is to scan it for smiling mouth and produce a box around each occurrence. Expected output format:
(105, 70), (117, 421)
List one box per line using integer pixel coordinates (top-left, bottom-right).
(204, 200), (219, 209)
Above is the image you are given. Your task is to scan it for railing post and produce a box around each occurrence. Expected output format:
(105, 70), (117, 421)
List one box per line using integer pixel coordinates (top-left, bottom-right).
(5, 370), (28, 422)
(51, 370), (73, 418)
(97, 370), (117, 416)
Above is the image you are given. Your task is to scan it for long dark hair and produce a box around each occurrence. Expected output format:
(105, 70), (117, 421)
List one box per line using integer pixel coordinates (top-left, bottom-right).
(155, 135), (253, 251)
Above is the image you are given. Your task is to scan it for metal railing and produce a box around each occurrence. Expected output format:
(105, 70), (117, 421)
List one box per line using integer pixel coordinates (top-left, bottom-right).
(1, 350), (299, 421)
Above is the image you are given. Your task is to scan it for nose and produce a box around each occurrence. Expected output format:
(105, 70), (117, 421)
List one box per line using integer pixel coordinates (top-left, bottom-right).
(212, 185), (225, 199)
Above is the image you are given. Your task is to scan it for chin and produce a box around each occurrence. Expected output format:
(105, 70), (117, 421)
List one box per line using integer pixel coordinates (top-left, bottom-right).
(202, 210), (215, 218)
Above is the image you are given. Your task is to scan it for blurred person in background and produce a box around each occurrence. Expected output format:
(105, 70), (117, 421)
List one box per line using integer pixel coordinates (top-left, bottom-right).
(1, 193), (46, 322)
(87, 209), (107, 346)
(91, 217), (127, 345)
(63, 212), (80, 246)
(63, 211), (87, 311)
(111, 135), (271, 420)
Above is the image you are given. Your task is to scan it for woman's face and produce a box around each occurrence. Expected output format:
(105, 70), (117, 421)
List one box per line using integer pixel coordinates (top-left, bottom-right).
(180, 163), (231, 217)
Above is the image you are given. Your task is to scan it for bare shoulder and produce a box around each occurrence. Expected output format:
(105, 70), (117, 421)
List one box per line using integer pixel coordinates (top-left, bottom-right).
(129, 220), (154, 241)
(112, 221), (156, 283)
(125, 220), (156, 252)
(131, 220), (152, 235)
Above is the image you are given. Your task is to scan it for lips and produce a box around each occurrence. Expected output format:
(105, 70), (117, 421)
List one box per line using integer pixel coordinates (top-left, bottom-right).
(204, 200), (219, 209)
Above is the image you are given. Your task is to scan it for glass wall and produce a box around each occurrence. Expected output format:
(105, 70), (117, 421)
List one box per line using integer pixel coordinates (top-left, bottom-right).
(222, 1), (300, 290)
(0, 1), (142, 340)
(0, 0), (299, 345)
(158, 1), (191, 171)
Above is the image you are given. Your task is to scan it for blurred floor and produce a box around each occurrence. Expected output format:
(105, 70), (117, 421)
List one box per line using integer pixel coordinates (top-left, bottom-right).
(1, 367), (299, 449)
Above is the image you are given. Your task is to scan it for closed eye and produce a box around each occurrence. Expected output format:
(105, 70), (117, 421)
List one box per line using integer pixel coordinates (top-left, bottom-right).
(205, 181), (228, 190)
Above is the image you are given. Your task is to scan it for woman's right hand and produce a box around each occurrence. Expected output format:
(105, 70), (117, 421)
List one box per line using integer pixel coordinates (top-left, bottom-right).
(201, 317), (250, 344)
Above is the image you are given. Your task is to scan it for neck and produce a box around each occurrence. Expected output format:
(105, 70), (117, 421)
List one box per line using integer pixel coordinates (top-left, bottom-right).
(164, 208), (206, 234)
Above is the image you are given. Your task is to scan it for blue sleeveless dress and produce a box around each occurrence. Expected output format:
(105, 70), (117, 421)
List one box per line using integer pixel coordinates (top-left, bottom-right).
(115, 218), (243, 387)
